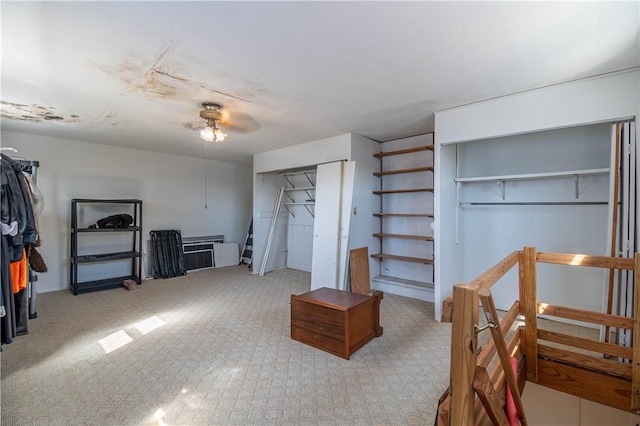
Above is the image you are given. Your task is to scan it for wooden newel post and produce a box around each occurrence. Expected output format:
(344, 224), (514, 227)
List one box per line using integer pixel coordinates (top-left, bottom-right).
(523, 246), (538, 383)
(449, 284), (479, 425)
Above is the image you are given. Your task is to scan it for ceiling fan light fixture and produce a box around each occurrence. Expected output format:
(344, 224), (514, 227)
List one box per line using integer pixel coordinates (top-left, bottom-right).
(200, 118), (227, 143)
(213, 127), (227, 143)
(200, 126), (215, 142)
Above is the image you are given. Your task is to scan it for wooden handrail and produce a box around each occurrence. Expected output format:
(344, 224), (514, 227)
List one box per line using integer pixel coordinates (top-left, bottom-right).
(536, 251), (635, 270)
(442, 250), (520, 322)
(470, 250), (520, 288)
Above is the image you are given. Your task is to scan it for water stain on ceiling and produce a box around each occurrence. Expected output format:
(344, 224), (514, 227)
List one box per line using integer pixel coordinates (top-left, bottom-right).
(0, 101), (79, 122)
(96, 47), (269, 135)
(96, 46), (258, 104)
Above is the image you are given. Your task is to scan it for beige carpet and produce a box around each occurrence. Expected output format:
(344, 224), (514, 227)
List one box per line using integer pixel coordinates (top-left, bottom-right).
(1, 266), (452, 425)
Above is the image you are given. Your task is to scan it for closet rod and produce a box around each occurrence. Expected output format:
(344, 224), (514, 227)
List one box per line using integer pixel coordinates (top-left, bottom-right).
(459, 201), (608, 206)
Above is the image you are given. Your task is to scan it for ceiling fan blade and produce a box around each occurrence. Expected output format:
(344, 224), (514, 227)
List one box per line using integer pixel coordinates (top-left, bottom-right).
(219, 110), (261, 133)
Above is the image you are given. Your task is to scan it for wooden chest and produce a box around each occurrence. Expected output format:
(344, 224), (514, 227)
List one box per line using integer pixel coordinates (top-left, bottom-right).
(290, 287), (383, 360)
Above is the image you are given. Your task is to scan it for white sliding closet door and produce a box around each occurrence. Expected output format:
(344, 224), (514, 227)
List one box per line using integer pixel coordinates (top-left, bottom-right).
(310, 161), (356, 291)
(614, 122), (636, 347)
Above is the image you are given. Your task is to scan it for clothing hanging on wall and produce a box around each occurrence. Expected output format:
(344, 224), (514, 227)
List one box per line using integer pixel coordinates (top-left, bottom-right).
(1, 153), (42, 345)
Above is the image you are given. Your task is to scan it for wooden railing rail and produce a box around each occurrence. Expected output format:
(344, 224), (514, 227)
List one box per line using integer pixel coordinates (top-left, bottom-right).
(536, 302), (634, 329)
(536, 251), (635, 270)
(537, 344), (631, 378)
(537, 328), (633, 359)
(442, 250), (520, 322)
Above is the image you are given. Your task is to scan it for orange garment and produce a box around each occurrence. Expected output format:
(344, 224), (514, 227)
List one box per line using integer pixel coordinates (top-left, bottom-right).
(10, 249), (27, 294)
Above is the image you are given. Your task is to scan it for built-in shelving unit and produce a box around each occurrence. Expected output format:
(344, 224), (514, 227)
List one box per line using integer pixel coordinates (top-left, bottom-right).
(373, 145), (434, 158)
(70, 199), (143, 295)
(370, 136), (435, 301)
(373, 166), (434, 177)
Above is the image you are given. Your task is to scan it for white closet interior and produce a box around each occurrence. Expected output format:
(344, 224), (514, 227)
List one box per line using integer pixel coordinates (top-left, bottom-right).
(453, 123), (612, 312)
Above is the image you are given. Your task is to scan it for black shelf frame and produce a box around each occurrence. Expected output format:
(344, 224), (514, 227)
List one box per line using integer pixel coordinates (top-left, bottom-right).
(73, 275), (141, 294)
(70, 199), (143, 295)
(73, 251), (141, 264)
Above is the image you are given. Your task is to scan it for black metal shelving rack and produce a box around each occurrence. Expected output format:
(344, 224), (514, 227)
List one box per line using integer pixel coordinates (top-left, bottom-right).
(70, 199), (143, 295)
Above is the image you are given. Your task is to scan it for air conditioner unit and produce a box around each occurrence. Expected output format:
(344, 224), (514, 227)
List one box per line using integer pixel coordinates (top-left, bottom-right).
(182, 235), (224, 272)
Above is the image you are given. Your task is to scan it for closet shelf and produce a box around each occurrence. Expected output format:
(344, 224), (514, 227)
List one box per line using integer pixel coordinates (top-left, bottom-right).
(74, 275), (140, 294)
(73, 251), (140, 263)
(371, 253), (434, 265)
(373, 166), (434, 177)
(454, 168), (609, 183)
(373, 233), (434, 241)
(373, 213), (434, 217)
(279, 170), (316, 177)
(284, 202), (315, 206)
(75, 226), (141, 233)
(284, 187), (315, 192)
(373, 188), (434, 194)
(373, 145), (434, 158)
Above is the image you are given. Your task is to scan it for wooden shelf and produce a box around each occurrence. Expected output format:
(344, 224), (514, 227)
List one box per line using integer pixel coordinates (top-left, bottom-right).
(371, 253), (434, 265)
(454, 168), (609, 183)
(373, 188), (433, 194)
(373, 213), (434, 217)
(373, 233), (434, 241)
(373, 166), (434, 177)
(373, 145), (434, 158)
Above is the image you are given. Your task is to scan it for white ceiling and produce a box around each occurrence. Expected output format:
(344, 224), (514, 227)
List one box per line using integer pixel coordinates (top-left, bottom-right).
(2, 1), (639, 165)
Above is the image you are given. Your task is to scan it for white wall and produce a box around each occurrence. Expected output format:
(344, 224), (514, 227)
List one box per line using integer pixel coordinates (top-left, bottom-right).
(253, 134), (352, 174)
(2, 131), (253, 293)
(434, 69), (640, 321)
(437, 69), (639, 144)
(349, 134), (382, 281)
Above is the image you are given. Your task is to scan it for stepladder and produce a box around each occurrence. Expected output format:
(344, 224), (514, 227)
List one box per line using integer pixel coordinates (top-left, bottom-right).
(240, 219), (253, 268)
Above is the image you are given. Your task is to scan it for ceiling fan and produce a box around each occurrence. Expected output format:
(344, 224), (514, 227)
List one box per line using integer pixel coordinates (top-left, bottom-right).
(199, 102), (228, 143)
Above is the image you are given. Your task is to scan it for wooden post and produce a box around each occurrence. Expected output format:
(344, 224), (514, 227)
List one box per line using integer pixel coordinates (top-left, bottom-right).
(372, 290), (384, 337)
(449, 284), (479, 425)
(479, 288), (528, 426)
(518, 250), (525, 314)
(632, 253), (640, 410)
(523, 246), (538, 383)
